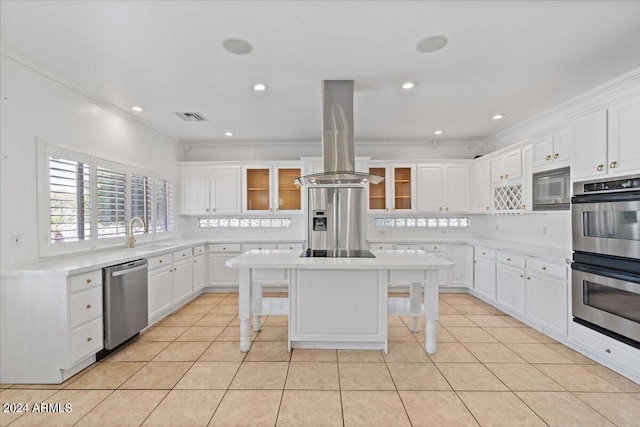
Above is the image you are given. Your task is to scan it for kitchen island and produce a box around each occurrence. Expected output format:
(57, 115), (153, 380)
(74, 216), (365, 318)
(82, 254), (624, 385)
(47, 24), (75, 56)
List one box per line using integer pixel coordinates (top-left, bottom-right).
(225, 249), (452, 353)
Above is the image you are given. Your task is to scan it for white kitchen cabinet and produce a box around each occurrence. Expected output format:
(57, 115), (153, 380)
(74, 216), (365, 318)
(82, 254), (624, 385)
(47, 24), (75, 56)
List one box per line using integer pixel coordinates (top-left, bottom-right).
(521, 145), (533, 213)
(532, 128), (571, 171)
(193, 254), (205, 293)
(148, 260), (173, 323)
(571, 97), (640, 179)
(491, 148), (522, 183)
(416, 163), (470, 213)
(242, 163), (303, 213)
(474, 247), (496, 302)
(368, 164), (416, 213)
(423, 243), (449, 287)
(450, 244), (474, 289)
(472, 158), (492, 213)
(172, 257), (193, 305)
(0, 269), (104, 383)
(179, 164), (241, 215)
(525, 257), (568, 337)
(208, 244), (242, 289)
(496, 251), (526, 317)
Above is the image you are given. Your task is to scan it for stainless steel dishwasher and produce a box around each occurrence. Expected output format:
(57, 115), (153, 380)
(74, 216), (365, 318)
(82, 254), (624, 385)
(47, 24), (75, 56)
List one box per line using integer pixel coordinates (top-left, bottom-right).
(103, 258), (149, 350)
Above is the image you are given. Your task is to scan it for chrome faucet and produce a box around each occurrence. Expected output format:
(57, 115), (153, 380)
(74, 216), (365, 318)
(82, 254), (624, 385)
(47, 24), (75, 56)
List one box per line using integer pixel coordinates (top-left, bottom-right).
(128, 216), (146, 248)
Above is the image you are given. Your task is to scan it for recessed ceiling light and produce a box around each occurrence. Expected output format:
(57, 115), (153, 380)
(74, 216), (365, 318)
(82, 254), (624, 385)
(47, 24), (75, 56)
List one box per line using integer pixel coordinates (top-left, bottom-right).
(253, 83), (267, 91)
(492, 113), (506, 120)
(416, 35), (448, 53)
(402, 82), (415, 90)
(131, 106), (144, 112)
(434, 130), (443, 135)
(222, 38), (253, 55)
(225, 132), (233, 137)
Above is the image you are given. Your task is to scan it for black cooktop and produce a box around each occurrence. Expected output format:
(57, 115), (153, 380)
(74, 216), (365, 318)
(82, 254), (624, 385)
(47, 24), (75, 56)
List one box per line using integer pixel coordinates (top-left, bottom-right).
(301, 249), (376, 258)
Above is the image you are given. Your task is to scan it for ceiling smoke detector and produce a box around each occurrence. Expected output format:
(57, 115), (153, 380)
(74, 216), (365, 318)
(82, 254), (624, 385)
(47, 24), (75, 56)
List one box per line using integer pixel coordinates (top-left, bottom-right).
(416, 35), (448, 53)
(222, 38), (253, 55)
(174, 112), (208, 122)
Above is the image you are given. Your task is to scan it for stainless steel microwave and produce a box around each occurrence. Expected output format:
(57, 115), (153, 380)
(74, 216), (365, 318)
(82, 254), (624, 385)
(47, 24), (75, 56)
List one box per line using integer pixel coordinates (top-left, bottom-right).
(532, 167), (570, 211)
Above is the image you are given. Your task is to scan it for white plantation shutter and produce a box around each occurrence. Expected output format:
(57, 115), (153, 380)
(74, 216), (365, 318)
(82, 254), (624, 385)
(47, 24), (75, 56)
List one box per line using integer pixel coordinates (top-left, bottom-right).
(131, 174), (152, 234)
(96, 166), (127, 238)
(49, 156), (91, 243)
(154, 178), (173, 232)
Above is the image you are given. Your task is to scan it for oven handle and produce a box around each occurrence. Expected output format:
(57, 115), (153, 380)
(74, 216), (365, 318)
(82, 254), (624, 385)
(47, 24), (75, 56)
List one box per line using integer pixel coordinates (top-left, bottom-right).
(572, 262), (640, 285)
(571, 191), (640, 204)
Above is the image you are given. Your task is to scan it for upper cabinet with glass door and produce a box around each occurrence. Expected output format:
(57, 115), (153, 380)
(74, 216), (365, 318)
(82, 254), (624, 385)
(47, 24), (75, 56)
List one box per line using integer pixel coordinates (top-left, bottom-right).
(368, 164), (416, 213)
(242, 163), (303, 214)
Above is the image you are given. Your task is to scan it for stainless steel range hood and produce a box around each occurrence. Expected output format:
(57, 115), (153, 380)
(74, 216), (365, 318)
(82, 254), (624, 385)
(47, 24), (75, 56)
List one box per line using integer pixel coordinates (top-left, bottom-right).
(296, 80), (384, 186)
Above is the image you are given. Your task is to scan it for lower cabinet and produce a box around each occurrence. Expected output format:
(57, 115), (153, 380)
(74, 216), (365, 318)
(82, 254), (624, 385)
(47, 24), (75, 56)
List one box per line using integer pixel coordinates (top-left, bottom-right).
(208, 244), (242, 289)
(496, 251), (526, 317)
(449, 244), (473, 289)
(474, 247), (496, 301)
(525, 257), (568, 337)
(193, 254), (205, 293)
(172, 257), (194, 305)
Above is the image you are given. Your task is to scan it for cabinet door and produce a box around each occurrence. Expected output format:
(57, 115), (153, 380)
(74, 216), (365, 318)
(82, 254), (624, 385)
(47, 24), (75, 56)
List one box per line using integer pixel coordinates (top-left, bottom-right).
(608, 97), (640, 174)
(244, 168), (272, 212)
(172, 259), (193, 305)
(450, 244), (473, 288)
(368, 167), (388, 211)
(193, 255), (205, 293)
(504, 149), (522, 180)
(526, 274), (567, 337)
(571, 110), (608, 179)
(553, 128), (571, 164)
(532, 135), (554, 168)
(180, 167), (209, 215)
(443, 164), (469, 212)
(148, 267), (172, 322)
(392, 166), (414, 211)
(474, 258), (496, 301)
(211, 166), (241, 214)
(497, 264), (525, 317)
(416, 164), (442, 212)
(275, 167), (302, 212)
(490, 156), (505, 183)
(208, 254), (240, 288)
(473, 159), (492, 212)
(423, 245), (449, 286)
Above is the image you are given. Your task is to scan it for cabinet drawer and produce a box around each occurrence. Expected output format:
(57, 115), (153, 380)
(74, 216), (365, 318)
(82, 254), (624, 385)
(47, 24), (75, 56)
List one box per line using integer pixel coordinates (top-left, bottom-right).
(69, 270), (102, 294)
(424, 243), (448, 252)
(395, 244), (422, 250)
(173, 248), (193, 262)
(147, 253), (172, 271)
(370, 243), (394, 250)
(475, 246), (496, 261)
(527, 258), (567, 280)
(208, 243), (242, 253)
(497, 251), (525, 268)
(243, 243), (278, 251)
(69, 317), (103, 365)
(69, 287), (102, 329)
(277, 243), (304, 251)
(571, 323), (640, 377)
(193, 245), (206, 256)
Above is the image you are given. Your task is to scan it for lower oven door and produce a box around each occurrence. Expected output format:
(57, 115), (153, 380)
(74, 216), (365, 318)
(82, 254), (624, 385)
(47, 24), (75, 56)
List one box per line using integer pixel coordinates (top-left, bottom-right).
(572, 262), (640, 344)
(571, 195), (640, 259)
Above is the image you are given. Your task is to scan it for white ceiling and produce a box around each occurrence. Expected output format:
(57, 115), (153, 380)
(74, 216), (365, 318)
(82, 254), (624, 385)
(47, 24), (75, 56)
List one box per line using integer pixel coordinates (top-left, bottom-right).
(2, 1), (640, 145)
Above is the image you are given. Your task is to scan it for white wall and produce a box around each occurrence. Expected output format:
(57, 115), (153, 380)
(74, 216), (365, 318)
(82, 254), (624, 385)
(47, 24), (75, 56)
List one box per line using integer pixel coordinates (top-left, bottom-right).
(0, 55), (178, 269)
(472, 212), (571, 249)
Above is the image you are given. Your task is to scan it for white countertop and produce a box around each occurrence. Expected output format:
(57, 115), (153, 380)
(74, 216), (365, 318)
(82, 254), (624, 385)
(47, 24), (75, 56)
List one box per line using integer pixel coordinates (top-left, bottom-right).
(368, 237), (572, 264)
(225, 249), (454, 270)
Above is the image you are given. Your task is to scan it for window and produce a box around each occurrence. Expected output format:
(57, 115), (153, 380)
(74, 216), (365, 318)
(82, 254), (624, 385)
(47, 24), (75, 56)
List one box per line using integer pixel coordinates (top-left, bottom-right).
(96, 166), (127, 238)
(49, 155), (91, 243)
(40, 143), (174, 255)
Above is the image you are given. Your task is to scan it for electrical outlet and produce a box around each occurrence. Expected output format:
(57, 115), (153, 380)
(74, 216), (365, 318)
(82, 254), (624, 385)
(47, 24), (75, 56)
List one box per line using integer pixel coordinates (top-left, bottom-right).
(542, 226), (548, 235)
(495, 223), (499, 231)
(10, 233), (21, 248)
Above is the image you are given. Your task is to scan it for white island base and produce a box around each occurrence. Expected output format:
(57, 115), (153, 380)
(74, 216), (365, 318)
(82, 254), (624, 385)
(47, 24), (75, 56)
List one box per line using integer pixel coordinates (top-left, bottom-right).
(228, 250), (451, 354)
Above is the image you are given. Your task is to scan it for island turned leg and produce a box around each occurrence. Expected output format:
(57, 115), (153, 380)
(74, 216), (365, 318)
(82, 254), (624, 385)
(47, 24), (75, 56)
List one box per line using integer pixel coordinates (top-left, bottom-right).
(239, 268), (251, 352)
(409, 281), (421, 332)
(251, 280), (263, 332)
(424, 270), (439, 354)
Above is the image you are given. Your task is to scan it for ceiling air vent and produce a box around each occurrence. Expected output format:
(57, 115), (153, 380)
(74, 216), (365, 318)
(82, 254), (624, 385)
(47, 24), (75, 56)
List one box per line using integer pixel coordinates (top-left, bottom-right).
(174, 112), (208, 122)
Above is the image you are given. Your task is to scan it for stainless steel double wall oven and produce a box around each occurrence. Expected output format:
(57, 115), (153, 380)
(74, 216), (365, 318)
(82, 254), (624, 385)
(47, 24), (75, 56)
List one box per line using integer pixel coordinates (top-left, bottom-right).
(571, 174), (640, 347)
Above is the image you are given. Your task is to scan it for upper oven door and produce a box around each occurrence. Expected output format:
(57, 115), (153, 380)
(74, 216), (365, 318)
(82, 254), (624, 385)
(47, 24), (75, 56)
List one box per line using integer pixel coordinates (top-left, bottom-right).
(572, 192), (640, 259)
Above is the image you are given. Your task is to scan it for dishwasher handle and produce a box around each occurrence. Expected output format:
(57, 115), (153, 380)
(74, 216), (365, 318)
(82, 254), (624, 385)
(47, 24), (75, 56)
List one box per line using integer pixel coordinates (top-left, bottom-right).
(111, 263), (148, 277)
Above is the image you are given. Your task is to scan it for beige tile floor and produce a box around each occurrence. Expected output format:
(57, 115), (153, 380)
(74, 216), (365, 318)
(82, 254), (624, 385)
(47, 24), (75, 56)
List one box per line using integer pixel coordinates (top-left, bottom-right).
(2, 292), (639, 426)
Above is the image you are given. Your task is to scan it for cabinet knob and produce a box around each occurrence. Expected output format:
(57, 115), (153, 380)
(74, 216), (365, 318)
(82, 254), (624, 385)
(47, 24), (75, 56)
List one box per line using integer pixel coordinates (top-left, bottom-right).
(507, 258), (511, 261)
(519, 274), (523, 278)
(522, 204), (526, 209)
(159, 260), (163, 263)
(610, 161), (618, 169)
(482, 252), (486, 255)
(86, 304), (92, 309)
(605, 348), (611, 354)
(86, 337), (92, 342)
(445, 207), (449, 211)
(546, 155), (551, 161)
(597, 164), (604, 171)
(439, 207), (443, 211)
(86, 278), (92, 284)
(434, 246), (438, 250)
(505, 174), (509, 179)
(554, 153), (560, 159)
(542, 266), (546, 270)
(206, 208), (210, 212)
(194, 260), (197, 263)
(527, 276), (531, 280)
(183, 253), (186, 257)
(486, 206), (489, 211)
(500, 175), (504, 180)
